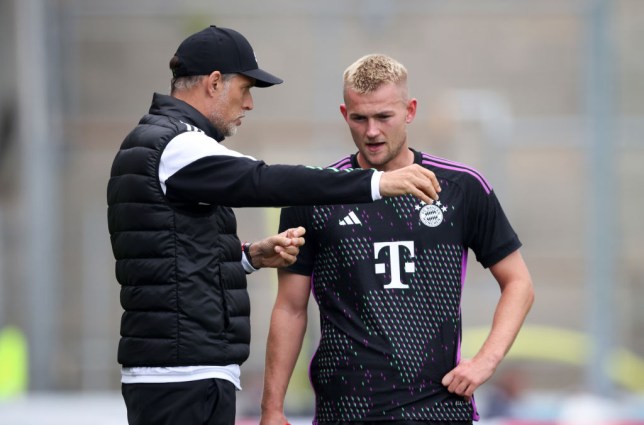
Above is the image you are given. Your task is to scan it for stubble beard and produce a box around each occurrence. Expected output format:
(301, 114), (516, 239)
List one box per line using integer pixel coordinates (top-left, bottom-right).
(208, 110), (238, 138)
(208, 80), (238, 138)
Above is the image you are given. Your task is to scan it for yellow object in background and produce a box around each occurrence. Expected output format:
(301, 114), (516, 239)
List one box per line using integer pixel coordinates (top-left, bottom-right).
(0, 326), (28, 397)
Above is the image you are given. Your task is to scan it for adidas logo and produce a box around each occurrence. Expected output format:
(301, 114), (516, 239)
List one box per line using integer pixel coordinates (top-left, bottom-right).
(339, 211), (362, 226)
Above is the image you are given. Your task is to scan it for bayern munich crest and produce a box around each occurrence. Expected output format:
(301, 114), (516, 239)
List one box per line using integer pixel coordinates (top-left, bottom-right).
(416, 200), (448, 227)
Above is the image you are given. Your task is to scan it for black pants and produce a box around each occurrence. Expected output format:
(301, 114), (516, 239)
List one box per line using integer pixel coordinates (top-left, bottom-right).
(122, 379), (236, 425)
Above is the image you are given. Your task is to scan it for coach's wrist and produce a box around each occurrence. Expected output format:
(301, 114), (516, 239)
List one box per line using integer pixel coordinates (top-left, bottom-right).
(242, 242), (261, 271)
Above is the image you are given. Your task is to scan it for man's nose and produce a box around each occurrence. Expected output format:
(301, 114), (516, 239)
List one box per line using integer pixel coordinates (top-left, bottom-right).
(244, 93), (254, 110)
(366, 120), (380, 138)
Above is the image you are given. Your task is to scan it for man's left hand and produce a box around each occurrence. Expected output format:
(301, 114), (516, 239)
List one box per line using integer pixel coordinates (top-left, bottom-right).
(441, 357), (496, 400)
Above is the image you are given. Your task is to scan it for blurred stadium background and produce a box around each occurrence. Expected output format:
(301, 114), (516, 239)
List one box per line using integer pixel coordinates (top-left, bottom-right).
(0, 0), (643, 423)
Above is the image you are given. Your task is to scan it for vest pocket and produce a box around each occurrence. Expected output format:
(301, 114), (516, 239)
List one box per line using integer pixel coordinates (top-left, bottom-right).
(217, 266), (231, 330)
(217, 262), (251, 343)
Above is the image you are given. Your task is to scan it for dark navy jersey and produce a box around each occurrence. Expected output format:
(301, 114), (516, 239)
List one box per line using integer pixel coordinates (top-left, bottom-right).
(278, 149), (521, 423)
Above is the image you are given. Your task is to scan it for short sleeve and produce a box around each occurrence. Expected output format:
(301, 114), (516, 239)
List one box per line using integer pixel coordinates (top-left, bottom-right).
(465, 186), (522, 269)
(279, 206), (316, 276)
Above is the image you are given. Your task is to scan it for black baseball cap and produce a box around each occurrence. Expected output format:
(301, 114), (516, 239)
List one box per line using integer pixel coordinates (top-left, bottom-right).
(172, 25), (283, 88)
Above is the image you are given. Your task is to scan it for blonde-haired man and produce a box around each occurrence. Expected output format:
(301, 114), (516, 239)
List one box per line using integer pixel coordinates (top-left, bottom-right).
(260, 54), (534, 425)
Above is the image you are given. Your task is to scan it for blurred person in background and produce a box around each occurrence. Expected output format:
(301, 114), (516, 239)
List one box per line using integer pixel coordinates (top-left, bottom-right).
(107, 28), (442, 425)
(484, 367), (528, 419)
(261, 54), (535, 425)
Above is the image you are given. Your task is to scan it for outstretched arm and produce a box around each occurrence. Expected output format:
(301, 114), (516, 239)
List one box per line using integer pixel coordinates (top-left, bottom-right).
(260, 270), (312, 425)
(442, 250), (534, 398)
(162, 133), (442, 207)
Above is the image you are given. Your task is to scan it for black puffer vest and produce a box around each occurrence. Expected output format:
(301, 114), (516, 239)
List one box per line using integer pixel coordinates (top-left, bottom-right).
(107, 94), (250, 367)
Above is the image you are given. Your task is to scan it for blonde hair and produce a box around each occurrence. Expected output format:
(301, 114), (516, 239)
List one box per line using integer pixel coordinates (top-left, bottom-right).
(343, 54), (408, 96)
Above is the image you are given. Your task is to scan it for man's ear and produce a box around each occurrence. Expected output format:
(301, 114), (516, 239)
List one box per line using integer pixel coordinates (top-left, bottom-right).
(340, 104), (348, 121)
(406, 98), (418, 124)
(206, 71), (223, 96)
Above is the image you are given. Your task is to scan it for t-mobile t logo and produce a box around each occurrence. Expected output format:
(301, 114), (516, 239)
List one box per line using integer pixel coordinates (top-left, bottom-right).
(374, 241), (415, 289)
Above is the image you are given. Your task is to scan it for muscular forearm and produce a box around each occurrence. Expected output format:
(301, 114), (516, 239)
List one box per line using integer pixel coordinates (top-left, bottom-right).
(261, 306), (308, 418)
(475, 277), (534, 368)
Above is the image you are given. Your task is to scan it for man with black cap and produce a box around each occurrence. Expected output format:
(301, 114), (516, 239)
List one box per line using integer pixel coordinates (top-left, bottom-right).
(107, 26), (442, 425)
